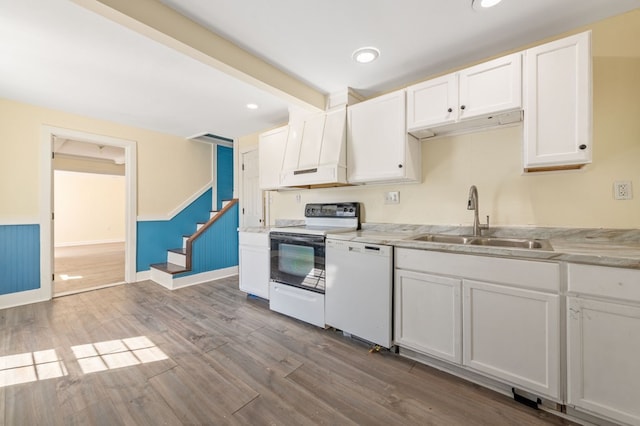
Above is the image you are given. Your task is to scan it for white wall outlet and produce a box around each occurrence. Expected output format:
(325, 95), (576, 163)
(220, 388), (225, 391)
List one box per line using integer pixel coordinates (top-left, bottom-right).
(295, 194), (302, 203)
(614, 181), (633, 200)
(384, 191), (400, 204)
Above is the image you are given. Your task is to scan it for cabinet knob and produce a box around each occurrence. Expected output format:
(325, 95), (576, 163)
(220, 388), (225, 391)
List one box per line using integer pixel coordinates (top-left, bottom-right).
(460, 105), (466, 110)
(447, 108), (453, 113)
(398, 164), (403, 168)
(579, 144), (587, 150)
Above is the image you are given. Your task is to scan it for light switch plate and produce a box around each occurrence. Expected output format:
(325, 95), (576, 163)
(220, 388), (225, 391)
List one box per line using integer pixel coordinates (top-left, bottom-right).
(384, 191), (400, 204)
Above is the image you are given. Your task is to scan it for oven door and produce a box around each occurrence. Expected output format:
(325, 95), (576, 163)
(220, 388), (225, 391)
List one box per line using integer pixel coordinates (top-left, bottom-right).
(270, 232), (326, 293)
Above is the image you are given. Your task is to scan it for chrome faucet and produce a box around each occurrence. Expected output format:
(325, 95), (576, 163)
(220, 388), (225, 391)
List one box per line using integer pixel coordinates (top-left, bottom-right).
(467, 185), (489, 236)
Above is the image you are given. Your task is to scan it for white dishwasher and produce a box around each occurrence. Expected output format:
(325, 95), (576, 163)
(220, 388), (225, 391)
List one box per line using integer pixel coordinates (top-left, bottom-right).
(325, 239), (393, 348)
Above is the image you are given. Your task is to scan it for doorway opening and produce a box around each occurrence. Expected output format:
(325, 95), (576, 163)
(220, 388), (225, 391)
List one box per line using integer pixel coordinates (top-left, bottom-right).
(53, 158), (126, 295)
(41, 126), (137, 299)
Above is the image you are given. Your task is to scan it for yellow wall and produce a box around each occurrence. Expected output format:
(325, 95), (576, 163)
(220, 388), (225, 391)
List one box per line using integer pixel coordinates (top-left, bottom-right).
(0, 99), (212, 221)
(267, 10), (640, 229)
(54, 170), (125, 245)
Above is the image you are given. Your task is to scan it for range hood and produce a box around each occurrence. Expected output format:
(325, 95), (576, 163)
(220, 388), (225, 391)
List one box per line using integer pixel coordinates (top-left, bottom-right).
(409, 110), (523, 140)
(280, 107), (349, 188)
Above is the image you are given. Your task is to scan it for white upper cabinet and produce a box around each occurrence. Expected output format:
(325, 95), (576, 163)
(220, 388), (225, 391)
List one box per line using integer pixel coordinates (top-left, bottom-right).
(458, 53), (522, 120)
(406, 74), (458, 130)
(523, 31), (592, 171)
(407, 53), (522, 138)
(347, 90), (421, 184)
(258, 125), (288, 190)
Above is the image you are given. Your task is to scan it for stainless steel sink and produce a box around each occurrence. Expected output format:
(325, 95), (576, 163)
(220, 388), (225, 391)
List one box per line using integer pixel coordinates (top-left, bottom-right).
(468, 237), (553, 250)
(409, 234), (553, 251)
(411, 234), (475, 244)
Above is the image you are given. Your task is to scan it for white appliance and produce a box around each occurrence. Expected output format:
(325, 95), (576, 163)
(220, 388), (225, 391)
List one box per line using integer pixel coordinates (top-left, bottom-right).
(269, 203), (360, 327)
(325, 239), (393, 348)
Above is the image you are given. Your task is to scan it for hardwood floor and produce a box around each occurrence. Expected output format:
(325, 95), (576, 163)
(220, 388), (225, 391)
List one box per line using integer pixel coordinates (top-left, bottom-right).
(0, 276), (576, 425)
(54, 242), (125, 295)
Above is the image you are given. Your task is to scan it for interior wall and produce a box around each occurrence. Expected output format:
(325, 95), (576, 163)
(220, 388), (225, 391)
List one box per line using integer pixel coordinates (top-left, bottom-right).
(54, 170), (125, 246)
(0, 98), (212, 222)
(266, 10), (640, 229)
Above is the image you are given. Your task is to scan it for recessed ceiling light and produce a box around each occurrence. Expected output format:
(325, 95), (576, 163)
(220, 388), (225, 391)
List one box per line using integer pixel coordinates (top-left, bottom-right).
(246, 103), (258, 110)
(472, 0), (503, 10)
(352, 47), (380, 64)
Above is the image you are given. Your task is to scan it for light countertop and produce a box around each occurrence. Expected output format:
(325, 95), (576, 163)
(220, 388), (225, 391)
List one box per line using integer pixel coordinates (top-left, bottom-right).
(240, 223), (640, 269)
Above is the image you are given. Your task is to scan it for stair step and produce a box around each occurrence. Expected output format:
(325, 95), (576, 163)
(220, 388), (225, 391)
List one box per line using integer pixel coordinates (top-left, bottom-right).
(196, 223), (205, 231)
(150, 262), (189, 275)
(167, 249), (187, 267)
(210, 210), (219, 219)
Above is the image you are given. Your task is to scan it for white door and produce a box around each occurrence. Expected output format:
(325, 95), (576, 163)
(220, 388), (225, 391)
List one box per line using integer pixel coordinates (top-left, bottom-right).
(394, 270), (462, 363)
(241, 149), (262, 227)
(463, 279), (560, 398)
(567, 297), (640, 425)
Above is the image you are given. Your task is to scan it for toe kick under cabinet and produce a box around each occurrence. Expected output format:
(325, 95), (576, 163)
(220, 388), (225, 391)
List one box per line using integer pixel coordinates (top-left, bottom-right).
(394, 248), (561, 400)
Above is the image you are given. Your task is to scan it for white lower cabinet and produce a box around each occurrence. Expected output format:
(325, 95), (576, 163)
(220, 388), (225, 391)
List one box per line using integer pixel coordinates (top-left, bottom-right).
(394, 270), (462, 363)
(567, 297), (640, 425)
(463, 279), (560, 398)
(567, 264), (640, 425)
(238, 232), (270, 299)
(394, 248), (560, 400)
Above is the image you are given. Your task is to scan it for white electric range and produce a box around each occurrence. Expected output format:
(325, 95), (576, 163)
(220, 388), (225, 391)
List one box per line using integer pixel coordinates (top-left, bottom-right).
(268, 202), (360, 327)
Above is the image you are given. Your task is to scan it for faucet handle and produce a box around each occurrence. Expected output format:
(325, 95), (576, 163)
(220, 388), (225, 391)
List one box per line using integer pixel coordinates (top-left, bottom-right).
(484, 215), (490, 229)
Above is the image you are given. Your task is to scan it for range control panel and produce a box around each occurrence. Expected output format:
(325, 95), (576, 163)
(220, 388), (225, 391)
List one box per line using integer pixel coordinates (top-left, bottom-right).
(304, 202), (360, 218)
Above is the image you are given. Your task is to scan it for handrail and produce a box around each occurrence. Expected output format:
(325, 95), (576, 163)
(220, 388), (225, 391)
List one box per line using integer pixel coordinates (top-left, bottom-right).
(185, 198), (238, 270)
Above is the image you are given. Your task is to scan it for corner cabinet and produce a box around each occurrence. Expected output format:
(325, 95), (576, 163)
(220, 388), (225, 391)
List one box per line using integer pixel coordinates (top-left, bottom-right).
(394, 248), (561, 400)
(566, 264), (640, 425)
(258, 126), (288, 190)
(523, 31), (592, 171)
(347, 90), (421, 184)
(238, 232), (270, 299)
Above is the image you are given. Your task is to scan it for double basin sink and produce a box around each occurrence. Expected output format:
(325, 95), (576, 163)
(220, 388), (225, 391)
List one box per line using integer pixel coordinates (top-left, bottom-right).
(409, 233), (553, 251)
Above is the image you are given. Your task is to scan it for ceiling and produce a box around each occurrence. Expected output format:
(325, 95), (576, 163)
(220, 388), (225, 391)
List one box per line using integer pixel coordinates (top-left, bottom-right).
(1, 0), (639, 141)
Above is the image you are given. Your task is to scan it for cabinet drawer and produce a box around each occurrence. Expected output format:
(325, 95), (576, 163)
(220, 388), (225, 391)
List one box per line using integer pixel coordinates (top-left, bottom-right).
(396, 248), (559, 292)
(239, 231), (269, 247)
(568, 264), (640, 302)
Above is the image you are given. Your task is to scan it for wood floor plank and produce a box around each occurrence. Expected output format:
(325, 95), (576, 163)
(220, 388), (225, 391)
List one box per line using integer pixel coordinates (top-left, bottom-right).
(211, 341), (358, 425)
(0, 276), (576, 425)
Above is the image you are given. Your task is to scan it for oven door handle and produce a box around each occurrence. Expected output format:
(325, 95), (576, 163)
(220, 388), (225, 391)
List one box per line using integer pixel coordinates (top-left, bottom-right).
(270, 233), (325, 245)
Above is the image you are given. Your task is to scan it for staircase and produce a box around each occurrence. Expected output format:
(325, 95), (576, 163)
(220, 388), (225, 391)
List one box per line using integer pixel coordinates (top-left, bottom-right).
(149, 199), (239, 290)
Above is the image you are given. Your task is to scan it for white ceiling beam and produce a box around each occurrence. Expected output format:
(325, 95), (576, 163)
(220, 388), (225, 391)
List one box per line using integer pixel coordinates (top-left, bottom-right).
(71, 0), (326, 112)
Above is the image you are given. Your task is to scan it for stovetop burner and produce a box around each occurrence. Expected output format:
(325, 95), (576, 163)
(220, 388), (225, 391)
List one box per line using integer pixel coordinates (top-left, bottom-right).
(271, 202), (360, 235)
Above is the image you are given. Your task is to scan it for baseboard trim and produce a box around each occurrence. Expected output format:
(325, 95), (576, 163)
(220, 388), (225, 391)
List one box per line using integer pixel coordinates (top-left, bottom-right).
(150, 266), (238, 291)
(0, 287), (51, 310)
(55, 239), (125, 248)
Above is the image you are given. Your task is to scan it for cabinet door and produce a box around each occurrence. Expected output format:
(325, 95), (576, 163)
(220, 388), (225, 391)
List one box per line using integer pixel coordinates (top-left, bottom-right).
(394, 270), (462, 363)
(463, 279), (560, 398)
(523, 31), (591, 170)
(459, 53), (522, 120)
(407, 74), (457, 130)
(567, 297), (640, 425)
(347, 90), (407, 183)
(239, 235), (270, 300)
(258, 126), (288, 190)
